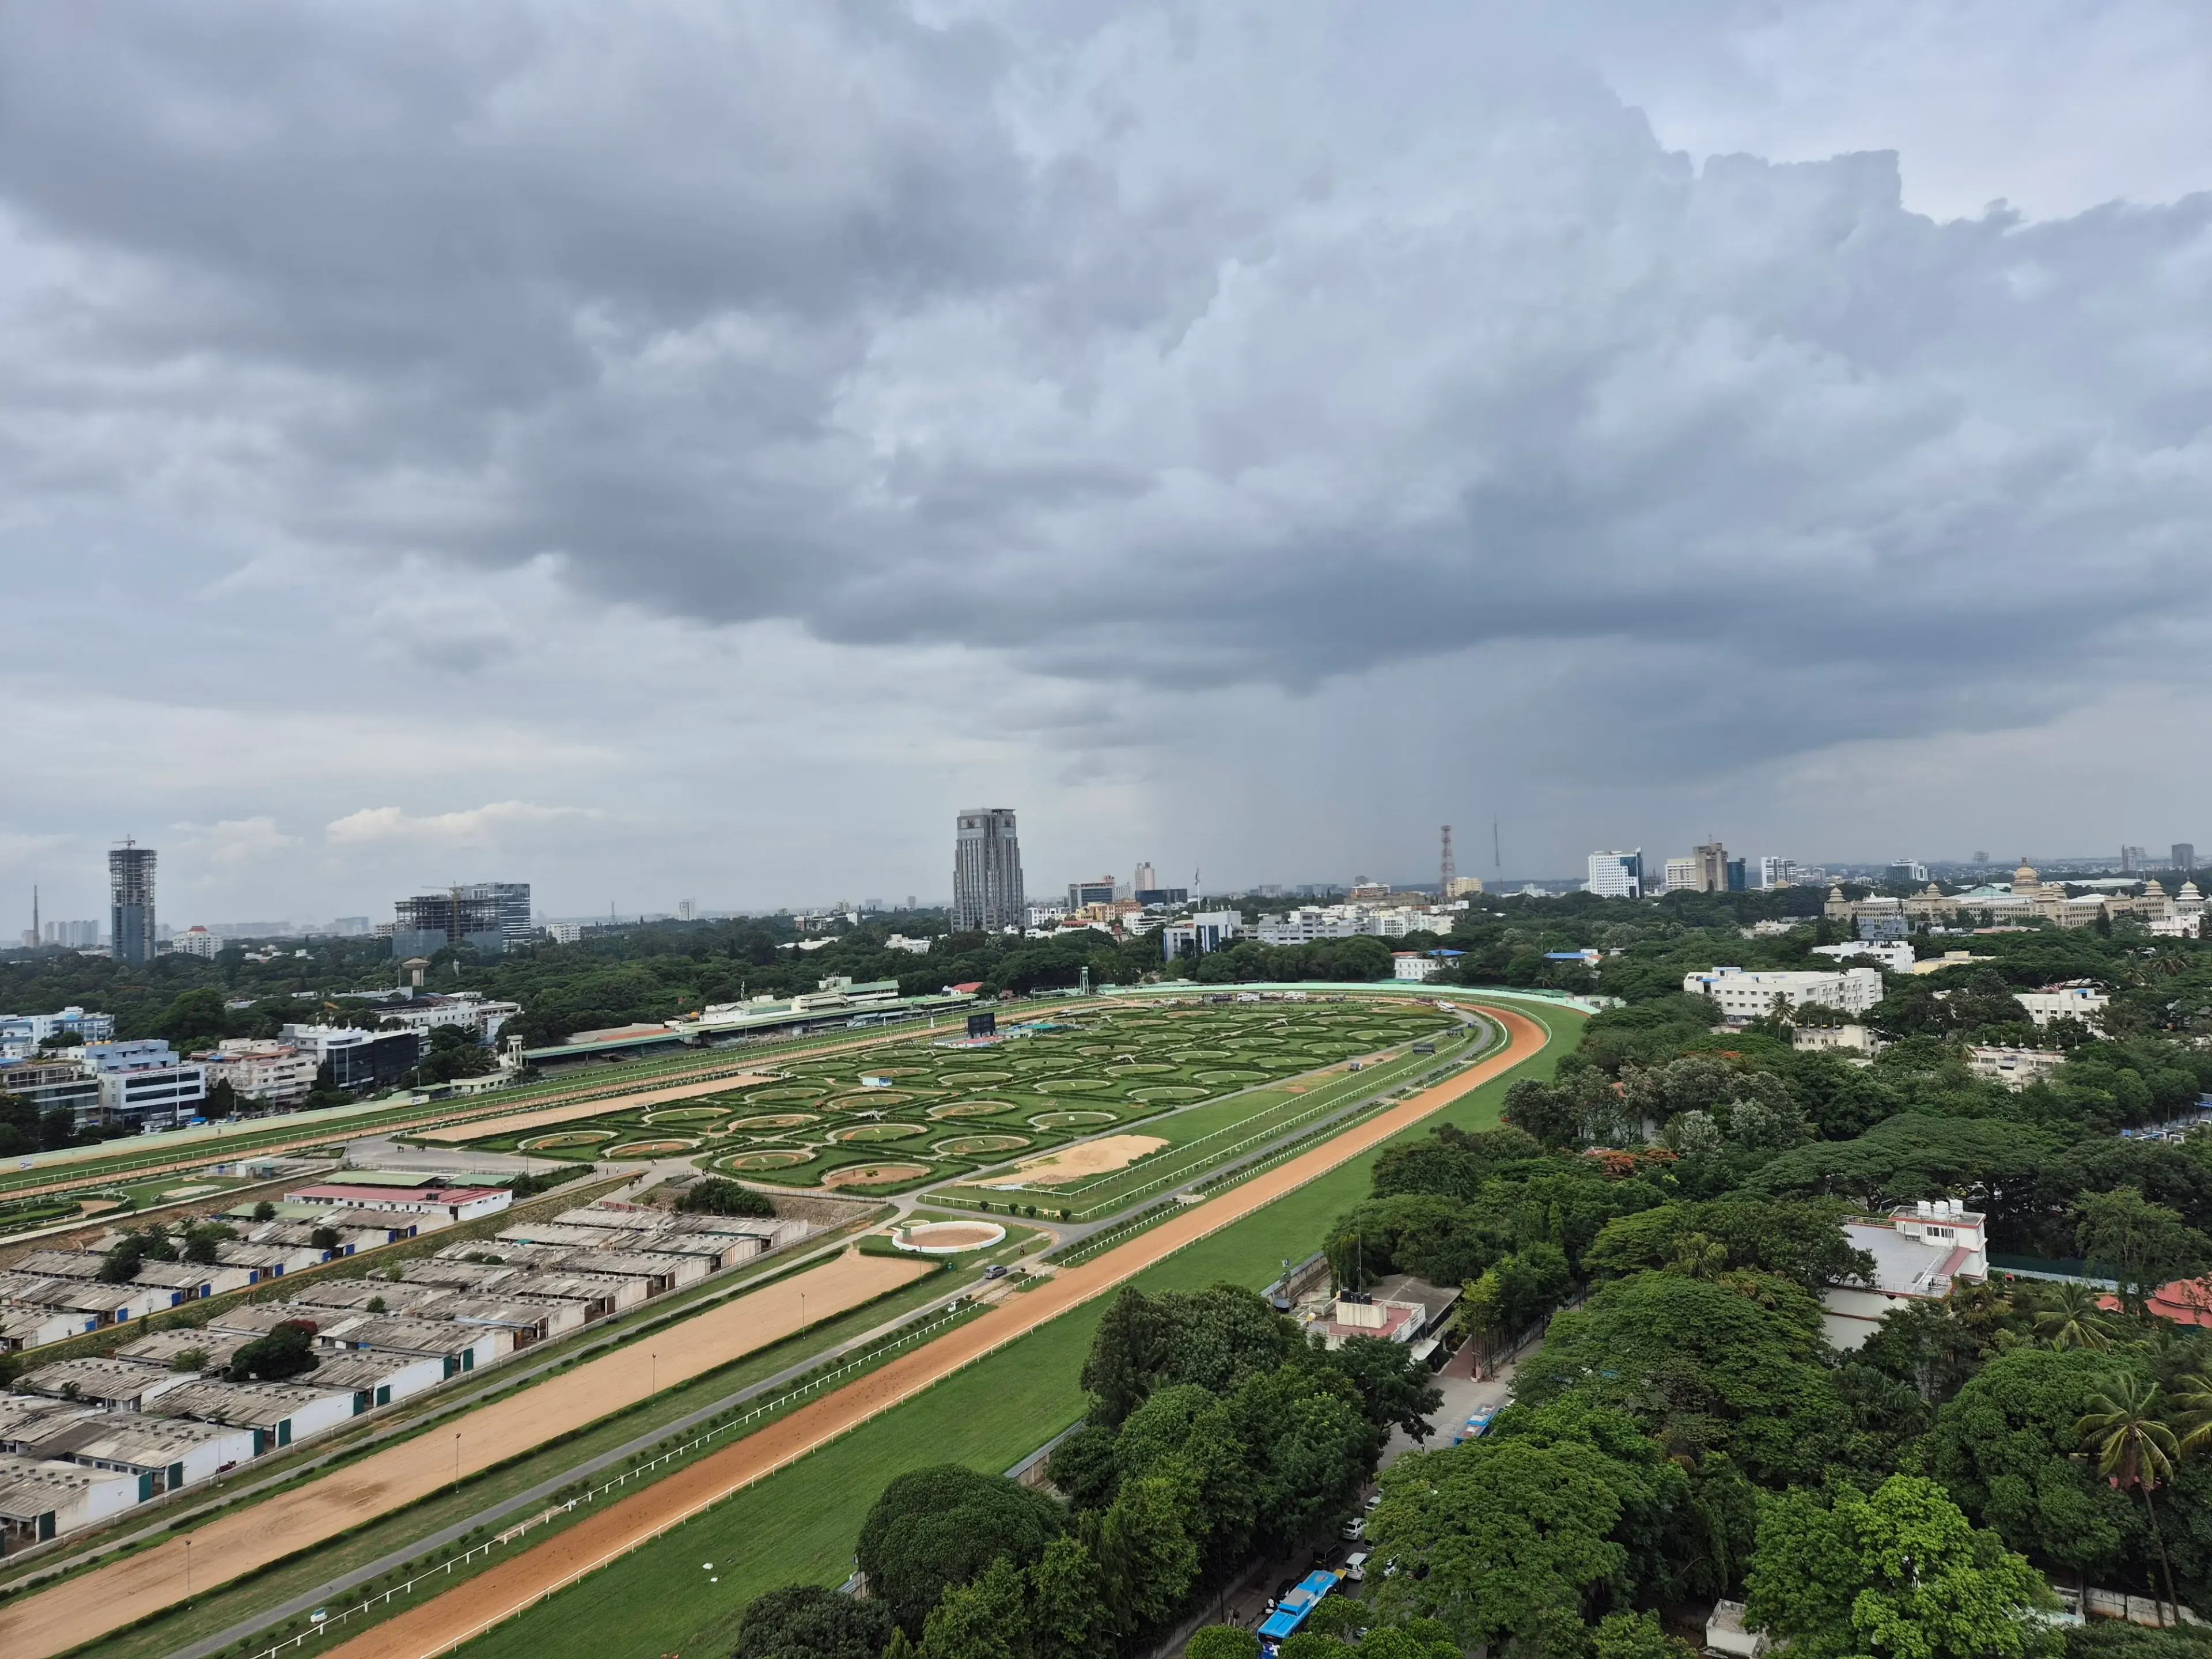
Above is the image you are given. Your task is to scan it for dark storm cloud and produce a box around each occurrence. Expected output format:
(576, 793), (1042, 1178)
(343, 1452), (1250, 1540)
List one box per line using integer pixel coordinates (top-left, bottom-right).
(1, 1), (2208, 774)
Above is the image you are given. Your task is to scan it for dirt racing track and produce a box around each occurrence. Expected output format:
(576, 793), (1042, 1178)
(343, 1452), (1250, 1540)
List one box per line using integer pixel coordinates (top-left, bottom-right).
(0, 1252), (934, 1659)
(317, 1003), (1550, 1659)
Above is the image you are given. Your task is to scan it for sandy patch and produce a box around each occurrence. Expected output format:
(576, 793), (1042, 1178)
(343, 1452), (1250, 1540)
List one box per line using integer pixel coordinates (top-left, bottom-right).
(821, 1163), (931, 1189)
(896, 1220), (1006, 1253)
(982, 1134), (1166, 1188)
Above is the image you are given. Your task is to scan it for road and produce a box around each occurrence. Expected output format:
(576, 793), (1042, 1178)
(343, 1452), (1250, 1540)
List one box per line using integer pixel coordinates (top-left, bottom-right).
(0, 1251), (934, 1659)
(318, 1003), (1549, 1659)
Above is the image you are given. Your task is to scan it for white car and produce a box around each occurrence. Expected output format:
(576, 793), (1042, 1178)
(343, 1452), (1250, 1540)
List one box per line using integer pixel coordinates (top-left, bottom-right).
(1344, 1551), (1371, 1583)
(1340, 1516), (1365, 1541)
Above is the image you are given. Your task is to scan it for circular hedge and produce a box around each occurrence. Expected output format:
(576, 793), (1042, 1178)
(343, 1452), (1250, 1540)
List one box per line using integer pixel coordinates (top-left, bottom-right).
(721, 1147), (814, 1170)
(827, 1122), (927, 1143)
(929, 1100), (1021, 1119)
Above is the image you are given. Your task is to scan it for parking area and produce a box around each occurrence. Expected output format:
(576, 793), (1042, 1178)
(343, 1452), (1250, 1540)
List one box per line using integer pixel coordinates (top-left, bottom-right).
(1379, 1348), (1515, 1472)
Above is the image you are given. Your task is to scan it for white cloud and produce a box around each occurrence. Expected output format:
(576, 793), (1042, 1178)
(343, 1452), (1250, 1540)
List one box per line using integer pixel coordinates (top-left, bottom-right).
(324, 802), (603, 850)
(0, 1), (2209, 907)
(172, 817), (304, 869)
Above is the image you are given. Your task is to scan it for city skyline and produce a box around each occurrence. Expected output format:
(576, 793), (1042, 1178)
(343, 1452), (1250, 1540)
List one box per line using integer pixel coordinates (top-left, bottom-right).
(3, 6), (2212, 924)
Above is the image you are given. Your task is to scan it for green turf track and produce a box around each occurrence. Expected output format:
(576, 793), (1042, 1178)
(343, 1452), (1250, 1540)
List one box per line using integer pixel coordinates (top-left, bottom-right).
(456, 999), (1579, 1659)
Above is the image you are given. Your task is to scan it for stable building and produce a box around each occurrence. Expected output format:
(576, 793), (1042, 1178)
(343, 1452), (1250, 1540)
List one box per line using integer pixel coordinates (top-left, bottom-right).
(43, 1414), (258, 1497)
(18, 1356), (195, 1411)
(0, 1397), (100, 1457)
(310, 1315), (513, 1375)
(149, 1377), (362, 1451)
(111, 1328), (252, 1374)
(0, 1455), (140, 1551)
(283, 1184), (513, 1225)
(309, 1350), (449, 1408)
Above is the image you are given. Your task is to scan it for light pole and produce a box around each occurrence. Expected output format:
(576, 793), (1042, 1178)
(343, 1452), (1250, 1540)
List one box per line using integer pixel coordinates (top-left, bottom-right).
(184, 1536), (192, 1599)
(453, 1431), (461, 1495)
(651, 1351), (658, 1393)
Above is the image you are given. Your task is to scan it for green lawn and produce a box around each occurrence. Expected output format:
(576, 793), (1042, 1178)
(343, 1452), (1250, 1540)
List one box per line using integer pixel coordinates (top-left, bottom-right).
(453, 999), (1576, 1659)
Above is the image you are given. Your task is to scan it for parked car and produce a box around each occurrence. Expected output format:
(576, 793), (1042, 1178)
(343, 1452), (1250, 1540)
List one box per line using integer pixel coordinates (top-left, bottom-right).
(1363, 1493), (1383, 1513)
(1340, 1516), (1365, 1541)
(1345, 1551), (1371, 1583)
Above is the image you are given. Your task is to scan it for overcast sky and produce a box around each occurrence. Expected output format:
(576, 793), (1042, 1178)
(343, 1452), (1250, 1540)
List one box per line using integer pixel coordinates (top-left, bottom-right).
(5, 0), (2212, 928)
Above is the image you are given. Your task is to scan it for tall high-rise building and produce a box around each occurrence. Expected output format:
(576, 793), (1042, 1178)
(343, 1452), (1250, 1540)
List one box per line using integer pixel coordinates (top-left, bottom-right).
(1585, 851), (1643, 898)
(2122, 845), (2148, 873)
(109, 840), (157, 965)
(952, 808), (1025, 932)
(391, 881), (531, 957)
(1692, 842), (1729, 893)
(1134, 862), (1157, 893)
(1759, 857), (1797, 889)
(2173, 844), (2196, 873)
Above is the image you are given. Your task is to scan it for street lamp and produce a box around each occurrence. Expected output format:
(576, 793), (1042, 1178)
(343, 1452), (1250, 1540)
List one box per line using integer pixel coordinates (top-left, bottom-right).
(453, 1431), (461, 1495)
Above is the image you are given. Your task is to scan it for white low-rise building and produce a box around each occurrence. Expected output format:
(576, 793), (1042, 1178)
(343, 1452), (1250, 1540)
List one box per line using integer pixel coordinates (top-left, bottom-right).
(1392, 953), (1444, 982)
(150, 1377), (366, 1450)
(2015, 985), (2109, 1027)
(1967, 1046), (2069, 1089)
(1812, 940), (1915, 973)
(1823, 1200), (1988, 1350)
(46, 1414), (258, 1497)
(1683, 965), (1884, 1024)
(0, 1454), (141, 1548)
(199, 1040), (319, 1108)
(1791, 1024), (1881, 1058)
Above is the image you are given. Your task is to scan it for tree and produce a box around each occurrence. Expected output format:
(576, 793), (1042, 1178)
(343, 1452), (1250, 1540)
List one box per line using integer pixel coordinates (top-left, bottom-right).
(97, 1233), (146, 1283)
(675, 1177), (774, 1217)
(2077, 1190), (2209, 1319)
(1366, 1434), (1630, 1650)
(1585, 1199), (1874, 1291)
(1026, 1535), (1112, 1659)
(181, 1221), (234, 1265)
(1313, 1335), (1444, 1441)
(203, 1078), (240, 1120)
(2035, 1281), (2119, 1352)
(1044, 1425), (1121, 1513)
(919, 1555), (1027, 1659)
(1077, 1285), (1294, 1428)
(252, 1200), (276, 1222)
(1514, 1272), (1846, 1486)
(228, 1320), (321, 1382)
(734, 1584), (894, 1659)
(855, 1465), (1066, 1635)
(1089, 1474), (1198, 1634)
(1744, 1475), (2056, 1659)
(2078, 1373), (2184, 1627)
(1922, 1348), (2138, 1585)
(1186, 1629), (1260, 1659)
(1457, 1244), (1573, 1362)
(1593, 1611), (1696, 1659)
(309, 1225), (342, 1252)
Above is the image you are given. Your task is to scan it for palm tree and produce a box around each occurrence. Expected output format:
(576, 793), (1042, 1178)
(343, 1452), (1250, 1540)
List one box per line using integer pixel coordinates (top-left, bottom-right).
(2036, 1281), (2116, 1351)
(2168, 1370), (2212, 1453)
(1669, 1232), (1727, 1281)
(2078, 1373), (2183, 1627)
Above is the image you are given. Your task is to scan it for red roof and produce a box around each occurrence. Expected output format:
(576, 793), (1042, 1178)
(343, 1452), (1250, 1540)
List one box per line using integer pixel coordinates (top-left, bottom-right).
(950, 982), (984, 994)
(2113, 1278), (2212, 1327)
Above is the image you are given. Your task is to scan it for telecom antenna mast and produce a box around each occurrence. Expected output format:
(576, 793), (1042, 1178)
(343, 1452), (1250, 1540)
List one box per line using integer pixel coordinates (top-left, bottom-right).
(1440, 826), (1455, 899)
